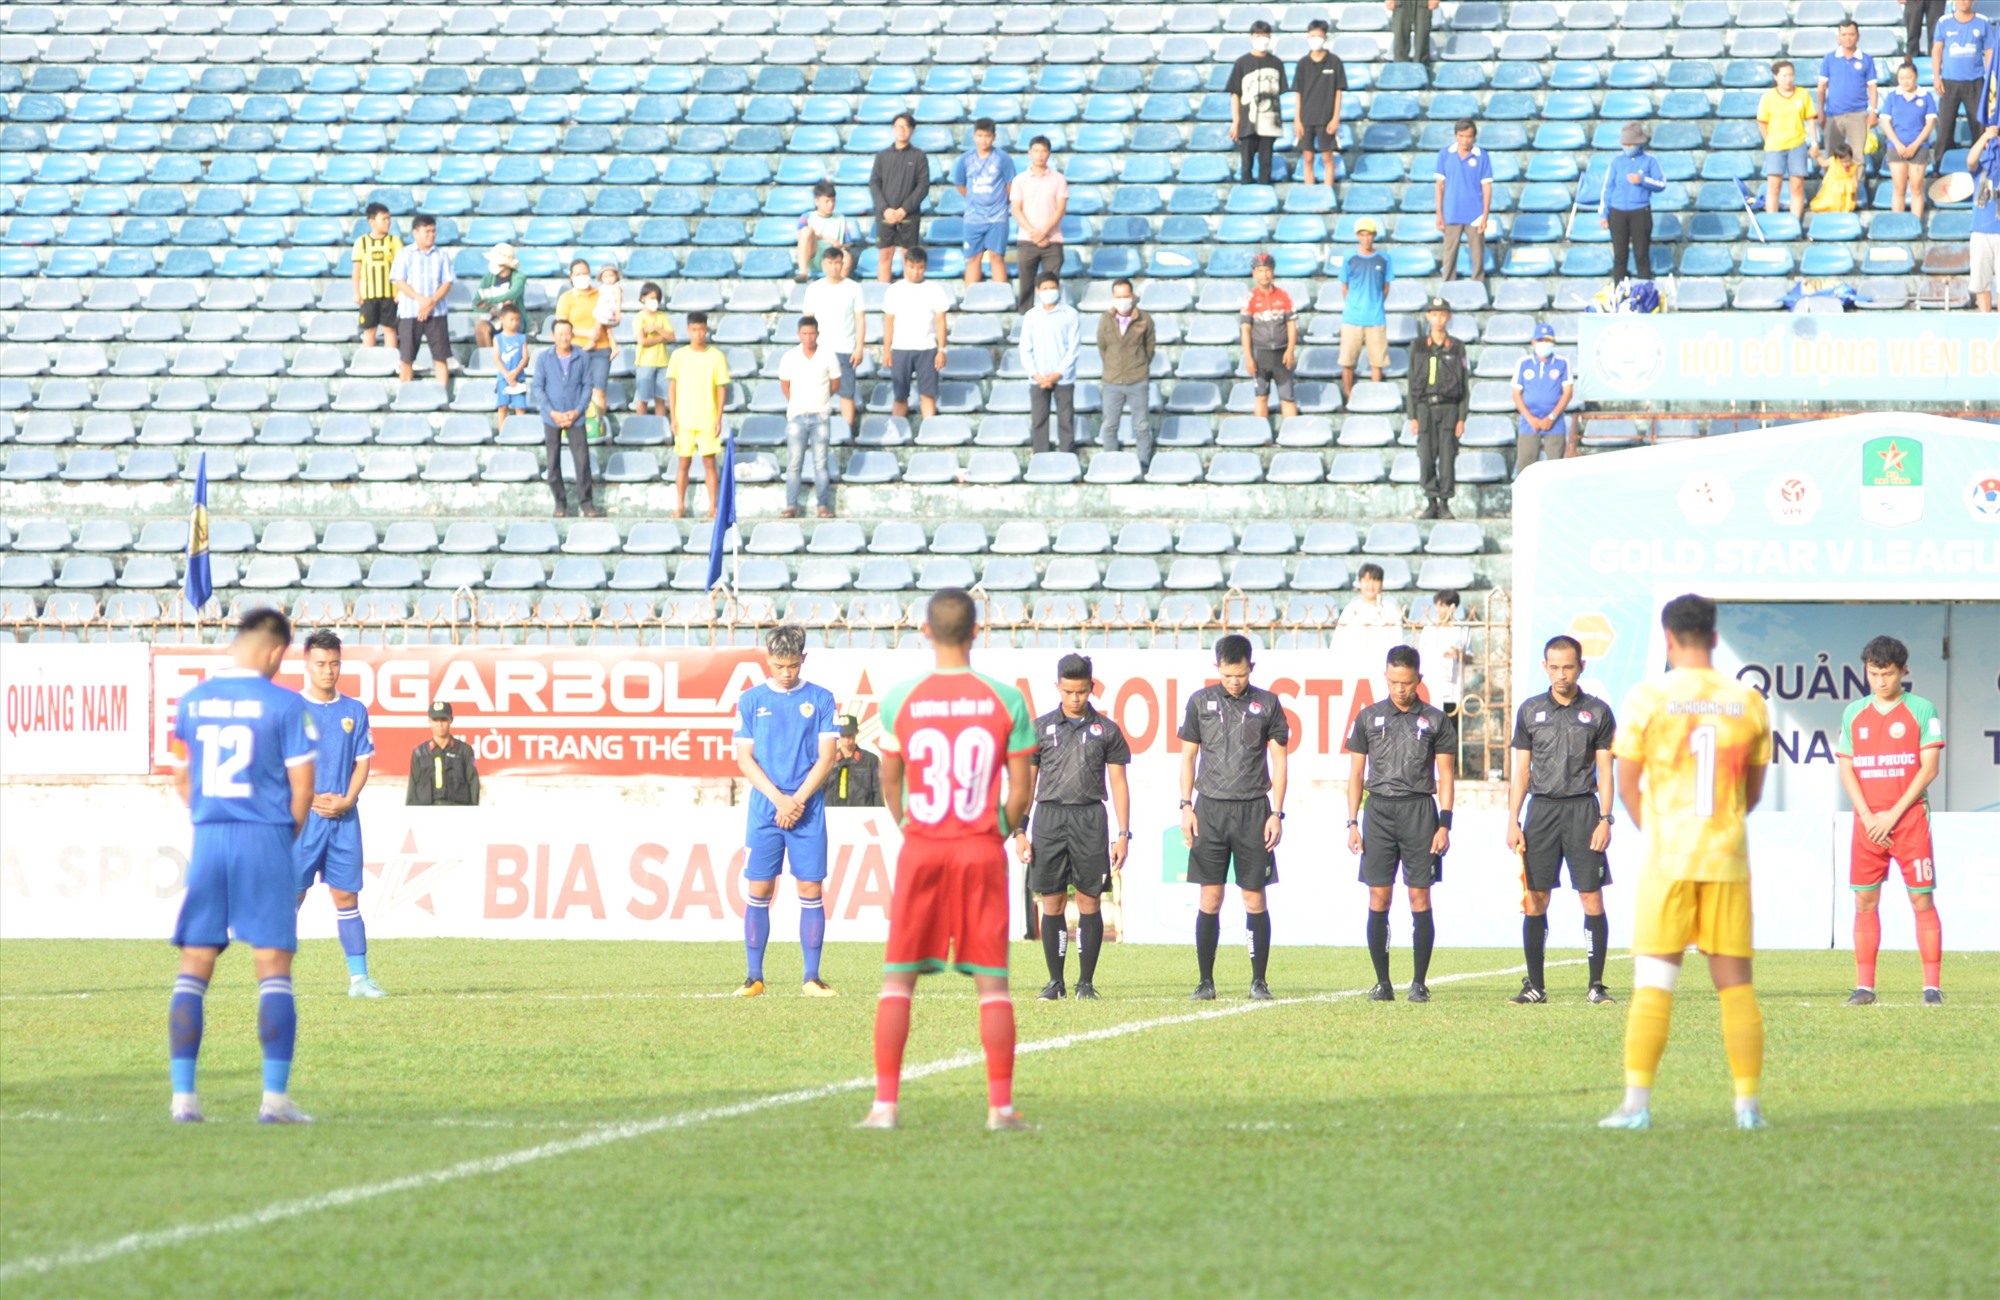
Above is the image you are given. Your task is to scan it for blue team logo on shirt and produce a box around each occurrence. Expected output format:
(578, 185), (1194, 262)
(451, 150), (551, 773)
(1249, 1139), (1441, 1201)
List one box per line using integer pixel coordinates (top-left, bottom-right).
(800, 701), (815, 718)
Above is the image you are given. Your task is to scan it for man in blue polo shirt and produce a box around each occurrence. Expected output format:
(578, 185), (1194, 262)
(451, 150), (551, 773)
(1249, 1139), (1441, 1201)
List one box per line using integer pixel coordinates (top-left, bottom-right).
(951, 118), (1016, 290)
(1511, 323), (1573, 477)
(1434, 118), (1493, 283)
(1932, 0), (1995, 176)
(1336, 218), (1395, 401)
(1818, 21), (1881, 202)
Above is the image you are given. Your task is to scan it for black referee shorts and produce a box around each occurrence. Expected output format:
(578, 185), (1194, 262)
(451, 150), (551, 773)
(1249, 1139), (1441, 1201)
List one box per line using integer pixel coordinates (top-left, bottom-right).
(1522, 794), (1611, 893)
(1028, 802), (1112, 898)
(1359, 794), (1442, 888)
(1187, 796), (1278, 891)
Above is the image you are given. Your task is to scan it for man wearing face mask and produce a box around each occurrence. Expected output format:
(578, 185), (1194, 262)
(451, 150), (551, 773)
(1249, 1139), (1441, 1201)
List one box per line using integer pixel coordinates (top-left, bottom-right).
(1294, 19), (1348, 188)
(1388, 0), (1443, 66)
(1020, 275), (1081, 454)
(1227, 21), (1288, 186)
(1407, 296), (1468, 521)
(1511, 323), (1573, 477)
(1600, 124), (1668, 284)
(1096, 278), (1156, 469)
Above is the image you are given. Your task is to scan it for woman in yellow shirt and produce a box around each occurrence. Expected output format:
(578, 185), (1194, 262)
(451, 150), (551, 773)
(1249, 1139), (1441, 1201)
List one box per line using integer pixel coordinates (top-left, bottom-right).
(554, 258), (615, 415)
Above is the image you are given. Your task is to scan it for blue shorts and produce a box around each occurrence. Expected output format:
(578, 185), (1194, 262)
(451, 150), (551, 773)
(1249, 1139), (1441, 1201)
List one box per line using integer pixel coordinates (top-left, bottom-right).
(1765, 144), (1809, 177)
(634, 365), (667, 403)
(295, 814), (365, 893)
(745, 803), (829, 883)
(962, 219), (1010, 258)
(495, 378), (528, 409)
(583, 348), (612, 391)
(174, 821), (301, 953)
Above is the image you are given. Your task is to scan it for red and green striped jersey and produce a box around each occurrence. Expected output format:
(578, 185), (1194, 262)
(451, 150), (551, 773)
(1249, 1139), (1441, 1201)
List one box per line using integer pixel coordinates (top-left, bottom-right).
(1835, 693), (1944, 813)
(877, 667), (1036, 842)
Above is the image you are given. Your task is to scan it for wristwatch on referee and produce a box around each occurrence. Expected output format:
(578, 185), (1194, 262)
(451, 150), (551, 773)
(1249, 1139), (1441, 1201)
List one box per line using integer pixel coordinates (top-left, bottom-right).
(1178, 799), (1193, 810)
(1599, 811), (1616, 825)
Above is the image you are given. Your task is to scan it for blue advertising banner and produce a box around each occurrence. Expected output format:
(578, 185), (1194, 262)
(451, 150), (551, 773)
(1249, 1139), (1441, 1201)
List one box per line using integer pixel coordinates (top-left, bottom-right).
(1579, 312), (2000, 404)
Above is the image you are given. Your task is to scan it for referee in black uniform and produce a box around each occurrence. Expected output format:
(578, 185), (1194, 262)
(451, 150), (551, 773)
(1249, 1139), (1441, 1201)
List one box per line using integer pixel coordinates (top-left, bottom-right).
(1505, 634), (1618, 1005)
(1016, 654), (1132, 1001)
(1344, 644), (1456, 1002)
(1179, 634), (1290, 1002)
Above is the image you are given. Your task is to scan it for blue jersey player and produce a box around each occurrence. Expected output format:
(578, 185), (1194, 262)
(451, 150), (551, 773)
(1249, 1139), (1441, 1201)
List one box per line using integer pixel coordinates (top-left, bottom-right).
(732, 624), (841, 997)
(167, 609), (318, 1124)
(293, 629), (383, 997)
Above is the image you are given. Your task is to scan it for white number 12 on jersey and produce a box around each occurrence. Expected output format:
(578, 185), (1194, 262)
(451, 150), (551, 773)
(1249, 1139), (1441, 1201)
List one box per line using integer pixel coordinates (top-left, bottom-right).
(1688, 723), (1717, 819)
(195, 723), (256, 798)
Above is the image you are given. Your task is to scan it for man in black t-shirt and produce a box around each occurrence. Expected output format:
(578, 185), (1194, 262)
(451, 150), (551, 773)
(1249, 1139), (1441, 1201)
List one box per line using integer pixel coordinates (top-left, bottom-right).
(823, 715), (883, 808)
(1017, 654), (1132, 1001)
(1226, 20), (1288, 185)
(1179, 635), (1290, 1002)
(1294, 20), (1348, 187)
(1345, 645), (1456, 1002)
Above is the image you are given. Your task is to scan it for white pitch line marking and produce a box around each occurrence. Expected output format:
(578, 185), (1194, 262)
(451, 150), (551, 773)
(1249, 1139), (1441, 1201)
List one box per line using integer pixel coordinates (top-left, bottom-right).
(0, 958), (1578, 1282)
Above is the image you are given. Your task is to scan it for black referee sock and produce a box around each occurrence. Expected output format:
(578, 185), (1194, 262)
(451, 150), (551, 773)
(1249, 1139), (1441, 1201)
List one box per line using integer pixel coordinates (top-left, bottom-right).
(1246, 911), (1271, 983)
(1041, 916), (1066, 983)
(1585, 912), (1610, 987)
(1523, 914), (1547, 990)
(1412, 909), (1436, 986)
(1366, 909), (1391, 984)
(1195, 910), (1221, 983)
(1078, 911), (1104, 984)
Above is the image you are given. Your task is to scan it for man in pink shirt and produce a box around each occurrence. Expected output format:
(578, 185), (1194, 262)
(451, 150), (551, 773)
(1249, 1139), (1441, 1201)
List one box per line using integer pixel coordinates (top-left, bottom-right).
(1009, 136), (1069, 312)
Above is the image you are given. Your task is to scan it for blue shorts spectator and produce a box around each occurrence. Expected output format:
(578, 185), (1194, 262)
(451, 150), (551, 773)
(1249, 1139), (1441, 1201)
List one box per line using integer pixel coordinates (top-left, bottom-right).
(1765, 144), (1810, 178)
(495, 376), (528, 409)
(834, 352), (857, 398)
(962, 220), (1009, 259)
(583, 349), (613, 392)
(634, 366), (666, 404)
(891, 348), (940, 402)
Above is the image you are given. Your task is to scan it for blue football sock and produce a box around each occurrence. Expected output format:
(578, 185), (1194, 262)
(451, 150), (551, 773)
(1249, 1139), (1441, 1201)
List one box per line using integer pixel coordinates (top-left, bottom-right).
(336, 906), (369, 978)
(169, 974), (207, 1094)
(800, 897), (826, 983)
(745, 895), (771, 981)
(257, 976), (296, 1095)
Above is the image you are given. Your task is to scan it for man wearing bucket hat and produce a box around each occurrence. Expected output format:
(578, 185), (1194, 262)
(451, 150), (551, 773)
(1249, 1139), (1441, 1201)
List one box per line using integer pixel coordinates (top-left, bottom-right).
(1407, 297), (1469, 521)
(1336, 219), (1394, 401)
(474, 244), (527, 350)
(1512, 323), (1574, 477)
(406, 703), (481, 807)
(1600, 123), (1668, 284)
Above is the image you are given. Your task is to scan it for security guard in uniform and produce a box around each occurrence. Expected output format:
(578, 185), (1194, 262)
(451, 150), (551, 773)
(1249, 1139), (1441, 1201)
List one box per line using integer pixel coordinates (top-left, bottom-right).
(406, 702), (481, 806)
(1178, 634), (1290, 1002)
(1406, 295), (1469, 521)
(1506, 634), (1618, 1005)
(1017, 654), (1132, 1002)
(823, 716), (883, 808)
(1345, 644), (1457, 1003)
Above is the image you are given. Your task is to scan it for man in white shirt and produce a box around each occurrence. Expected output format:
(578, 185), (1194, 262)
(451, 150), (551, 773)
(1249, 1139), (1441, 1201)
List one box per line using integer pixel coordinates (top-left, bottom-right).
(800, 245), (868, 440)
(1337, 561), (1409, 670)
(778, 317), (845, 519)
(880, 246), (951, 426)
(1414, 589), (1469, 715)
(1019, 275), (1082, 453)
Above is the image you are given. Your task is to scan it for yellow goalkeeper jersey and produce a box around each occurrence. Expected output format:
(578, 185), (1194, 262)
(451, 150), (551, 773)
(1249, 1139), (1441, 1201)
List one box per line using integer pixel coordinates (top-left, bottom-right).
(1613, 668), (1772, 884)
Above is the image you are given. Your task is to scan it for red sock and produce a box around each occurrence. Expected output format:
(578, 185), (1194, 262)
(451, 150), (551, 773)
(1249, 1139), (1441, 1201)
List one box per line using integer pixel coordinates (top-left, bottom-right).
(979, 995), (1015, 1110)
(1915, 907), (1942, 988)
(873, 991), (911, 1105)
(1854, 910), (1880, 989)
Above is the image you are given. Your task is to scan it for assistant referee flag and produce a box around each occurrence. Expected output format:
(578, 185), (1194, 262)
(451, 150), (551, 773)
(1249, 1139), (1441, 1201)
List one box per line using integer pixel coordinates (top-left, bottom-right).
(705, 429), (737, 591)
(184, 451), (212, 615)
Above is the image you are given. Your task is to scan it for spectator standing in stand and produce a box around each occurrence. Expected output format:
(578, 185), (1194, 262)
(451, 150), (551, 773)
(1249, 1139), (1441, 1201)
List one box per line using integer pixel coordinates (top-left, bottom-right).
(1009, 137), (1069, 312)
(870, 113), (930, 284)
(1881, 63), (1938, 216)
(1336, 219), (1394, 402)
(1512, 322), (1574, 477)
(1294, 20), (1348, 188)
(1096, 279), (1157, 469)
(1932, 0), (1995, 179)
(1435, 119), (1493, 283)
(1601, 123), (1667, 284)
(1388, 0), (1443, 66)
(1408, 296), (1469, 521)
(1021, 276), (1081, 454)
(951, 120), (1017, 290)
(1817, 22), (1881, 207)
(1227, 20), (1288, 185)
(1240, 253), (1298, 425)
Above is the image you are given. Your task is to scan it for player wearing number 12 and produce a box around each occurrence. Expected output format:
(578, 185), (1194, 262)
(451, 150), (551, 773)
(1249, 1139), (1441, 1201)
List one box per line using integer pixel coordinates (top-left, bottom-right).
(1835, 636), (1946, 1007)
(1601, 595), (1773, 1133)
(165, 609), (319, 1126)
(861, 589), (1038, 1132)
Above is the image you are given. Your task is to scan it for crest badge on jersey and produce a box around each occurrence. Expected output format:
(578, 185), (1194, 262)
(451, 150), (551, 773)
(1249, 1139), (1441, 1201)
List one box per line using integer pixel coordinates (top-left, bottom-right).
(1089, 724), (1104, 737)
(799, 702), (815, 718)
(1889, 721), (1906, 739)
(342, 717), (355, 733)
(1248, 702), (1264, 715)
(1577, 710), (1593, 724)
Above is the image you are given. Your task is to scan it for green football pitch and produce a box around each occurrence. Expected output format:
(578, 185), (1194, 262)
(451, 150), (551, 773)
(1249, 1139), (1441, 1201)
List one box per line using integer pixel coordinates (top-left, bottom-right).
(3, 940), (1994, 1298)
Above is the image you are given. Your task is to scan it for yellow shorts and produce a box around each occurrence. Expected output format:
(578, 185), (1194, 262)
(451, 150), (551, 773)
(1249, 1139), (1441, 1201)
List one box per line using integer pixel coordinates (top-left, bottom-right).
(1631, 874), (1753, 958)
(674, 425), (723, 459)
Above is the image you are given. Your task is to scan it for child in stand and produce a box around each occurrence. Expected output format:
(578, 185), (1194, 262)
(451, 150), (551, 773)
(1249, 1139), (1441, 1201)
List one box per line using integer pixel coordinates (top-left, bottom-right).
(587, 264), (624, 442)
(1810, 143), (1860, 213)
(493, 304), (529, 430)
(633, 282), (675, 418)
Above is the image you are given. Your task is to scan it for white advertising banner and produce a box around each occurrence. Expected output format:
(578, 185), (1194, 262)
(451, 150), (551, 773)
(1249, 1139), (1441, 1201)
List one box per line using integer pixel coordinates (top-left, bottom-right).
(0, 643), (151, 777)
(3, 785), (1992, 951)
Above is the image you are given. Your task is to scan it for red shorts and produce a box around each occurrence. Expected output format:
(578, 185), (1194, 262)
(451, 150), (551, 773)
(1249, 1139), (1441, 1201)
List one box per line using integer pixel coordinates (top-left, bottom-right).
(1850, 804), (1937, 891)
(882, 836), (1011, 978)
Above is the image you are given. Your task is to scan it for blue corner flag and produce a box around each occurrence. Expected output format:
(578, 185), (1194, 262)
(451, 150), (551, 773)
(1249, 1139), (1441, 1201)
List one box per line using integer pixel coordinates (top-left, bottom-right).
(704, 433), (737, 591)
(184, 452), (212, 616)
